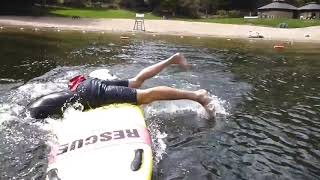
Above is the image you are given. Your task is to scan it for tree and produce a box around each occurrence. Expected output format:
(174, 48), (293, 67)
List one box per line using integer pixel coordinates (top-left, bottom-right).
(0, 0), (34, 14)
(119, 0), (149, 11)
(177, 0), (201, 18)
(160, 0), (178, 16)
(199, 0), (211, 17)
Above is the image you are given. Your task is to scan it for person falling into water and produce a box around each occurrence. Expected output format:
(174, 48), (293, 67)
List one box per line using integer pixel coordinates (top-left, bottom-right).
(28, 53), (212, 119)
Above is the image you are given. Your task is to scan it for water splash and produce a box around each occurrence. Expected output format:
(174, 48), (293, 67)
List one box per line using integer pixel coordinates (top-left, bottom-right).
(88, 68), (118, 80)
(144, 94), (228, 121)
(207, 93), (229, 117)
(143, 96), (228, 165)
(0, 104), (24, 124)
(148, 120), (167, 164)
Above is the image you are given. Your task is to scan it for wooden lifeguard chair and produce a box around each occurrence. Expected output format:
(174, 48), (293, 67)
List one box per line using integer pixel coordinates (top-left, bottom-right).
(133, 13), (145, 31)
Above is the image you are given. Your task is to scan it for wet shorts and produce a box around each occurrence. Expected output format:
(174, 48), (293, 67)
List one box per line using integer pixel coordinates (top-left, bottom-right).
(76, 78), (137, 109)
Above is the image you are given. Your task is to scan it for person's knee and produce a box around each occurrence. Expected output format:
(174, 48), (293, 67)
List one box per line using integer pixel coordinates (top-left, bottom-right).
(136, 89), (154, 104)
(129, 77), (143, 88)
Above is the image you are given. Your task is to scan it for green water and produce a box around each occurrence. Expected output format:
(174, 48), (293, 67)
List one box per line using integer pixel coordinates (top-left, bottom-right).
(0, 28), (319, 179)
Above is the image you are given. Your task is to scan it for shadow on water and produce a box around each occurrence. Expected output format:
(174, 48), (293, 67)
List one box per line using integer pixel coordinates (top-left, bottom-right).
(0, 28), (319, 179)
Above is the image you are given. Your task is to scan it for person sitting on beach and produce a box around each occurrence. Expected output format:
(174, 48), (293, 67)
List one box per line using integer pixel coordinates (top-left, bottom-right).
(28, 53), (212, 119)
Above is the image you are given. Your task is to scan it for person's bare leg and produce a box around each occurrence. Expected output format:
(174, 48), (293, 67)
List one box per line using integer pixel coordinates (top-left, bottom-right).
(136, 86), (210, 107)
(129, 53), (190, 88)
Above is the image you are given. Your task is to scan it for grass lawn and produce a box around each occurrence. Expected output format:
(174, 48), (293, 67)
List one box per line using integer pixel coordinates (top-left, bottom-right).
(45, 7), (320, 28)
(48, 7), (160, 19)
(199, 18), (320, 28)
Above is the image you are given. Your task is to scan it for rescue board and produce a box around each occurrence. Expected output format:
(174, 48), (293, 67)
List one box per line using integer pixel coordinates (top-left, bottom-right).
(46, 104), (153, 180)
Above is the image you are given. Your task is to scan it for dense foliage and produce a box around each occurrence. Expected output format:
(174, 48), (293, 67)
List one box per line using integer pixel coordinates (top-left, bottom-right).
(1, 0), (34, 14)
(1, 0), (319, 17)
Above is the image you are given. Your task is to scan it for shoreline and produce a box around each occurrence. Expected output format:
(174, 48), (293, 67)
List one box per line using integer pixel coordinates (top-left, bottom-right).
(1, 16), (320, 43)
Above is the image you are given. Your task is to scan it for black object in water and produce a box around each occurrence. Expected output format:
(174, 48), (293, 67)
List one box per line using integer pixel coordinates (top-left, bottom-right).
(27, 91), (76, 119)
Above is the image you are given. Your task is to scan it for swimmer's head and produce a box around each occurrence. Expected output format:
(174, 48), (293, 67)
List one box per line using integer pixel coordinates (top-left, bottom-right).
(89, 69), (117, 80)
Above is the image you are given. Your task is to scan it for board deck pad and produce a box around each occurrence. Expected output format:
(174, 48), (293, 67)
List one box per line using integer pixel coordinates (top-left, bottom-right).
(46, 104), (153, 180)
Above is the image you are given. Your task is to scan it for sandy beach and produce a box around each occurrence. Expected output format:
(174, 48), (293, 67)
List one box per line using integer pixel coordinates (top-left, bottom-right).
(1, 16), (320, 43)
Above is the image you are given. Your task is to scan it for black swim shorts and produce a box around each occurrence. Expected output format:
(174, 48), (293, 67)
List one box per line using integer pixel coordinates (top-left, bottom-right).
(76, 78), (137, 109)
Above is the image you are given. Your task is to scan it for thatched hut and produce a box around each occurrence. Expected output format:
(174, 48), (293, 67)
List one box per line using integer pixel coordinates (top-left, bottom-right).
(258, 0), (298, 18)
(299, 2), (320, 19)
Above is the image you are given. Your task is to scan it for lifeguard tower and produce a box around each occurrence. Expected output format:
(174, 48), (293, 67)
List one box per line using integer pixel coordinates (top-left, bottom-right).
(133, 13), (145, 31)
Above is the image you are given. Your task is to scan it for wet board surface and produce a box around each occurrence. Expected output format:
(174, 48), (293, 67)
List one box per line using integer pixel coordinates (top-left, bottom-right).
(46, 104), (153, 180)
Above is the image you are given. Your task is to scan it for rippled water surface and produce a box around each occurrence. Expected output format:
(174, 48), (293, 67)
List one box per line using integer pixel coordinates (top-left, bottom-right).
(0, 28), (319, 180)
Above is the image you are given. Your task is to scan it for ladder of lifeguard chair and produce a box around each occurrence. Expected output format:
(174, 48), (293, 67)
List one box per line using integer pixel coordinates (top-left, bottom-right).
(133, 13), (145, 31)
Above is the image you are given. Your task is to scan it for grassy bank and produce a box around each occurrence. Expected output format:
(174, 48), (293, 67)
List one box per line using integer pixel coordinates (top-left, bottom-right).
(46, 7), (320, 28)
(48, 7), (160, 19)
(199, 18), (320, 28)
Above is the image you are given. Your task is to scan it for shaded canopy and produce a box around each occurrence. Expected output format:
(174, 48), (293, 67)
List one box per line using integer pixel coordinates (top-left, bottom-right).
(258, 0), (298, 10)
(299, 2), (320, 10)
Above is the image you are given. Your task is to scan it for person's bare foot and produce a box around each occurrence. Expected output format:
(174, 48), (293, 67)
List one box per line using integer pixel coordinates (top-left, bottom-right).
(195, 89), (210, 106)
(196, 89), (215, 117)
(171, 53), (191, 70)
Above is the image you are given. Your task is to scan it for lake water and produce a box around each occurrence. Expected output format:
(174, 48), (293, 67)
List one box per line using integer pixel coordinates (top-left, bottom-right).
(0, 28), (319, 180)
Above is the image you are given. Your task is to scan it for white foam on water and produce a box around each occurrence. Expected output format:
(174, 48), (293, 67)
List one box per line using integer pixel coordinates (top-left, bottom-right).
(42, 105), (93, 149)
(144, 93), (228, 120)
(0, 67), (117, 137)
(89, 69), (118, 80)
(44, 107), (83, 141)
(207, 93), (229, 116)
(0, 103), (24, 124)
(147, 119), (167, 165)
(0, 68), (83, 127)
(6, 68), (89, 105)
(142, 94), (229, 164)
(16, 82), (66, 100)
